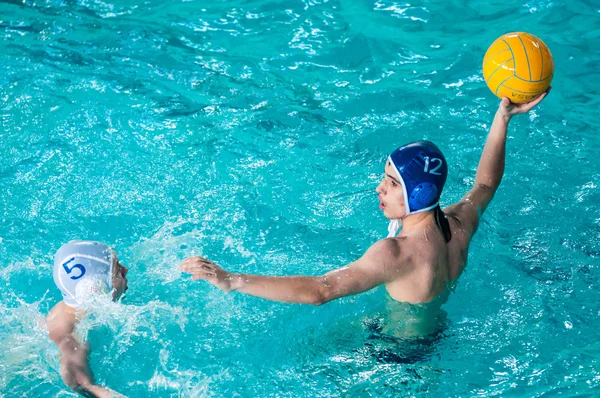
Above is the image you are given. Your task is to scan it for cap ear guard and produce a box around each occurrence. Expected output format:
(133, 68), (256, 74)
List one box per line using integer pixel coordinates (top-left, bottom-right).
(409, 183), (438, 210)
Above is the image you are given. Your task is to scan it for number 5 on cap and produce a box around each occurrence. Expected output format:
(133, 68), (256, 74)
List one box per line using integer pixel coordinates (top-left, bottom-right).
(62, 257), (86, 280)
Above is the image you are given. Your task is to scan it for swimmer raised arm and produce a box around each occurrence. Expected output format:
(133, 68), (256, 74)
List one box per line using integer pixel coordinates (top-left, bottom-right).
(47, 241), (129, 397)
(445, 88), (551, 236)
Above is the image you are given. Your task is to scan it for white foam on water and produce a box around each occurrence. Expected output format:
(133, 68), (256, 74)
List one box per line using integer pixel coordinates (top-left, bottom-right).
(131, 217), (210, 284)
(0, 257), (48, 281)
(0, 293), (58, 392)
(76, 296), (188, 350)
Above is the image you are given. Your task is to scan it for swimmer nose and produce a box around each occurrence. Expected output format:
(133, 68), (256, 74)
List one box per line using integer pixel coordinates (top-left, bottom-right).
(122, 266), (129, 276)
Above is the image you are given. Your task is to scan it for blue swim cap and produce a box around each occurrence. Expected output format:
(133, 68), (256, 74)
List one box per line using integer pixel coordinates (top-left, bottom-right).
(388, 140), (447, 215)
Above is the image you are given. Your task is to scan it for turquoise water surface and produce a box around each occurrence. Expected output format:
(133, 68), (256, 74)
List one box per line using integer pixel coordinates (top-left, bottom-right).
(1, 0), (599, 396)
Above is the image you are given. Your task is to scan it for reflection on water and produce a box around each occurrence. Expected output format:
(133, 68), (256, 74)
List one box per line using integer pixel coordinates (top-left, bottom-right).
(381, 288), (451, 338)
(359, 289), (451, 365)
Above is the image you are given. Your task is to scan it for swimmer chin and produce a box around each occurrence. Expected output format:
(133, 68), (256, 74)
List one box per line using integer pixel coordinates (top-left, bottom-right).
(181, 91), (550, 307)
(46, 241), (129, 398)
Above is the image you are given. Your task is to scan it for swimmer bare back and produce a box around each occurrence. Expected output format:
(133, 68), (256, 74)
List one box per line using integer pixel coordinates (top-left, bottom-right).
(382, 204), (477, 304)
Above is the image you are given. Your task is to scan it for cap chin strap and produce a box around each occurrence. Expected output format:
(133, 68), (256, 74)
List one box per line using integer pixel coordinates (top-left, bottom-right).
(409, 202), (439, 215)
(387, 219), (402, 238)
(386, 202), (439, 238)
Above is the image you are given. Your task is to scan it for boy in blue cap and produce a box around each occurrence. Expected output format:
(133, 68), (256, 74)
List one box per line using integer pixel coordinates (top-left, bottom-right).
(46, 240), (129, 397)
(180, 93), (549, 334)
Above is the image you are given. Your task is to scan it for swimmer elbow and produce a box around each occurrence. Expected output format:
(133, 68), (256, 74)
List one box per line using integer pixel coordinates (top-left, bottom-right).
(311, 294), (327, 306)
(475, 183), (496, 193)
(48, 330), (62, 344)
(74, 374), (96, 394)
(311, 278), (333, 306)
(61, 370), (91, 392)
(308, 288), (325, 306)
(311, 299), (324, 306)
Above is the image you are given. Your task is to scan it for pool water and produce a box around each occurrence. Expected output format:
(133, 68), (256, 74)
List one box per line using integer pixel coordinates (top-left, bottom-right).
(1, 0), (599, 396)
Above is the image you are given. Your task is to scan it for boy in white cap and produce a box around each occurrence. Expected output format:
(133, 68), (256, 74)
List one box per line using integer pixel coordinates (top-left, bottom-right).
(47, 240), (129, 397)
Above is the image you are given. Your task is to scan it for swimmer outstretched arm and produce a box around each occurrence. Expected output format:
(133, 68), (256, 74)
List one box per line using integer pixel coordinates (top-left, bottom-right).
(47, 303), (127, 398)
(180, 239), (401, 305)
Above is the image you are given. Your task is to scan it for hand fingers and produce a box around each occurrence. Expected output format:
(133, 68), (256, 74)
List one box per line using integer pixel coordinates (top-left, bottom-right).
(180, 256), (209, 266)
(180, 263), (216, 274)
(191, 271), (216, 280)
(517, 95), (544, 113)
(527, 90), (549, 108)
(180, 264), (201, 274)
(179, 258), (214, 268)
(522, 86), (551, 110)
(179, 257), (213, 270)
(188, 266), (218, 279)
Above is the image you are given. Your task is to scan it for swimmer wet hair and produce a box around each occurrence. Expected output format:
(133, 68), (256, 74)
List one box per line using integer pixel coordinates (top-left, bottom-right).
(387, 140), (448, 237)
(52, 240), (114, 308)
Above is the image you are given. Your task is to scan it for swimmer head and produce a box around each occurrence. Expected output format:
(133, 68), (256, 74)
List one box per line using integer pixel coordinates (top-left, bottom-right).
(376, 140), (447, 237)
(53, 240), (129, 308)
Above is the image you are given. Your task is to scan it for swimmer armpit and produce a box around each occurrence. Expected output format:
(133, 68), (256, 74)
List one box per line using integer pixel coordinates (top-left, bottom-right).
(180, 91), (550, 307)
(46, 240), (129, 398)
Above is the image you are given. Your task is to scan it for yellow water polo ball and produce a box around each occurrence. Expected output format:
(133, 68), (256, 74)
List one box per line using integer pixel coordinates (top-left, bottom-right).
(483, 32), (554, 103)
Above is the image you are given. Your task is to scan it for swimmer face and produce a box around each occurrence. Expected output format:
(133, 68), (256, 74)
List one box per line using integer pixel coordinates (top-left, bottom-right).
(376, 161), (407, 219)
(111, 251), (129, 300)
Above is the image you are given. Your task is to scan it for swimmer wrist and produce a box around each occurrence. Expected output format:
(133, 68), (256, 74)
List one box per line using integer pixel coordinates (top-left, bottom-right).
(495, 110), (512, 123)
(227, 273), (244, 292)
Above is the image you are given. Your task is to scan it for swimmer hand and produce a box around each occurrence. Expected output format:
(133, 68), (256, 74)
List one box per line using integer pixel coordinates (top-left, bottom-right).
(498, 86), (551, 119)
(179, 256), (235, 292)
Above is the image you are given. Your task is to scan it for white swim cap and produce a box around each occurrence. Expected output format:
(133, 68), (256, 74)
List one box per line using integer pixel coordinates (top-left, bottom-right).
(53, 240), (114, 308)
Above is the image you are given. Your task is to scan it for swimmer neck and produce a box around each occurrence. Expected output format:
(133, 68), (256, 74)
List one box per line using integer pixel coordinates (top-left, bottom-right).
(394, 210), (436, 235)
